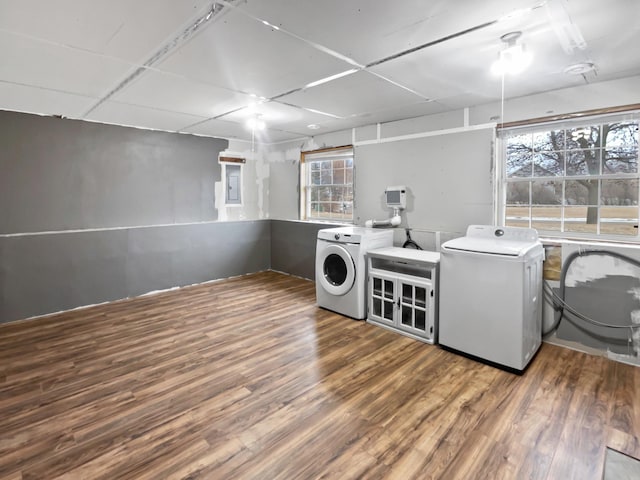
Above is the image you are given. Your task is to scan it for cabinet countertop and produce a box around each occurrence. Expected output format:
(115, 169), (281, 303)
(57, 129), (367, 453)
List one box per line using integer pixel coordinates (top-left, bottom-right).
(367, 247), (440, 265)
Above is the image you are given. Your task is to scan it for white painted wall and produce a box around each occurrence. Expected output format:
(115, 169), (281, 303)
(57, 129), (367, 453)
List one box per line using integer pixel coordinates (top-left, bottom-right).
(215, 139), (270, 221)
(224, 74), (640, 242)
(267, 74), (640, 227)
(469, 75), (640, 126)
(264, 140), (305, 220)
(353, 128), (495, 236)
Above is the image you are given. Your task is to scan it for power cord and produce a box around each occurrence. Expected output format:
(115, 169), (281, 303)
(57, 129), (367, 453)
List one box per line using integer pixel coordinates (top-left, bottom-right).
(402, 229), (423, 250)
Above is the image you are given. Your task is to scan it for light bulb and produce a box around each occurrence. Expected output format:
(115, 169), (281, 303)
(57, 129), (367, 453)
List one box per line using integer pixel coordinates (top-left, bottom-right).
(246, 117), (266, 131)
(491, 43), (533, 75)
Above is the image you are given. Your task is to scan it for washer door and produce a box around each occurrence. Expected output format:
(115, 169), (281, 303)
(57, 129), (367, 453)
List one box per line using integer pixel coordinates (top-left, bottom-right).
(319, 244), (356, 296)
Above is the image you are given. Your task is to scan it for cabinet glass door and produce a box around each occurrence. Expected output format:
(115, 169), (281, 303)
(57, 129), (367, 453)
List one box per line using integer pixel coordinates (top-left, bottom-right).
(370, 273), (396, 325)
(399, 280), (430, 334)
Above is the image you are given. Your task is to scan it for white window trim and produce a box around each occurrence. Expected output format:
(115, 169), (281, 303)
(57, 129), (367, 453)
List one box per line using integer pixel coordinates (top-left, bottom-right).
(300, 146), (354, 223)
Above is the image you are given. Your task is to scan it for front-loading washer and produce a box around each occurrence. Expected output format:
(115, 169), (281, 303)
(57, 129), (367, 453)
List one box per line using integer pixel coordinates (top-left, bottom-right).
(316, 226), (393, 319)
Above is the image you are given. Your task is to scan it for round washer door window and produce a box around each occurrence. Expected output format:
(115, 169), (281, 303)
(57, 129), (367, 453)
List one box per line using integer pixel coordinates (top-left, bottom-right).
(320, 244), (356, 296)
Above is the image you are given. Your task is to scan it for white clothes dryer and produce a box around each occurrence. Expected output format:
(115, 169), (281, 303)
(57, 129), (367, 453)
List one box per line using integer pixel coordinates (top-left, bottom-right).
(439, 225), (544, 372)
(316, 227), (393, 319)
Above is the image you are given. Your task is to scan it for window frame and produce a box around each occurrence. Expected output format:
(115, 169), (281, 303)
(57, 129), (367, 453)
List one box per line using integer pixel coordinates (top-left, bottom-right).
(497, 109), (640, 241)
(300, 145), (354, 222)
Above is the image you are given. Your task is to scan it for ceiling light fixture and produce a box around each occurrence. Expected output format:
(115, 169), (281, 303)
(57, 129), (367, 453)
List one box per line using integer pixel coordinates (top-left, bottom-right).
(245, 97), (269, 114)
(491, 31), (533, 76)
(563, 62), (596, 75)
(307, 124), (320, 130)
(246, 115), (266, 131)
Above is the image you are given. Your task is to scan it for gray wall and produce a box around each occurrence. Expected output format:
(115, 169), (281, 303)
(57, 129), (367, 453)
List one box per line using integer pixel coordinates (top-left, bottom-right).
(0, 111), (225, 233)
(271, 220), (342, 280)
(0, 110), (274, 324)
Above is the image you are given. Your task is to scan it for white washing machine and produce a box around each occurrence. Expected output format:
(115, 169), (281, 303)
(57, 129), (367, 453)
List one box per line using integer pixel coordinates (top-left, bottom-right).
(316, 226), (393, 319)
(439, 225), (544, 372)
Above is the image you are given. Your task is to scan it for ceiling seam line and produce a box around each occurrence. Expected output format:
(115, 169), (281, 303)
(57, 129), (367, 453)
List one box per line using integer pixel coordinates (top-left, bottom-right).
(213, 1), (440, 114)
(276, 102), (344, 119)
(215, 0), (364, 68)
(365, 20), (498, 68)
(0, 79), (94, 99)
(80, 2), (231, 119)
(214, 3), (498, 116)
(365, 71), (431, 100)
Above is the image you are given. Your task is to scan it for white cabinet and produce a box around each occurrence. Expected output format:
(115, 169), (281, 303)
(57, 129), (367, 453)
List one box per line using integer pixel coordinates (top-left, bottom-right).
(367, 247), (440, 344)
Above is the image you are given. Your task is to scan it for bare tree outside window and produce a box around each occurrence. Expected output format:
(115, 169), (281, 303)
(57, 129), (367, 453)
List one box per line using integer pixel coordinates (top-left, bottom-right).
(503, 117), (639, 237)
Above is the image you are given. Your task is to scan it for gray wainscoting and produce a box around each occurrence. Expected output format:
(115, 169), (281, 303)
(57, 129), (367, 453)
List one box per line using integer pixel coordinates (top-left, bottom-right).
(0, 221), (270, 323)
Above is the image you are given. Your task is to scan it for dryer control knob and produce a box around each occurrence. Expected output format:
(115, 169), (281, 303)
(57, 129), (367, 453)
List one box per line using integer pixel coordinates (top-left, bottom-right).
(334, 234), (340, 240)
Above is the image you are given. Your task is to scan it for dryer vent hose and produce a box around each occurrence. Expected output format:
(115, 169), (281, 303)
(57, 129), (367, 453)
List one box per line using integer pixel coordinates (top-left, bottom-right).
(365, 208), (402, 228)
(365, 215), (401, 228)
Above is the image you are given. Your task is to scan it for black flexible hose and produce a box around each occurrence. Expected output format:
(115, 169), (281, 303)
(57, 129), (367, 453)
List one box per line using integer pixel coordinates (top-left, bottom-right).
(544, 249), (640, 336)
(402, 239), (423, 249)
(402, 229), (423, 250)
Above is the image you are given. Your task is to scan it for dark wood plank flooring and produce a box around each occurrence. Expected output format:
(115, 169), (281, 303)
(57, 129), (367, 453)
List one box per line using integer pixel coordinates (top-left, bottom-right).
(0, 271), (638, 479)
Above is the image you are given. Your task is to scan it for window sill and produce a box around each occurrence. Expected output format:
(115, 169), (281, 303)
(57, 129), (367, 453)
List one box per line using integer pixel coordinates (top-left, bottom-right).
(539, 235), (640, 248)
(297, 219), (353, 225)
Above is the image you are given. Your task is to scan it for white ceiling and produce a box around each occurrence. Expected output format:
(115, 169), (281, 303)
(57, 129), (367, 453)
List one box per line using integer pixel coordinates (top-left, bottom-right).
(0, 0), (638, 143)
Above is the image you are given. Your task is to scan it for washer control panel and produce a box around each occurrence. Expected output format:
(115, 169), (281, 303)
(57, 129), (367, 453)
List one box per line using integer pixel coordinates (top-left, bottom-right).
(466, 225), (538, 242)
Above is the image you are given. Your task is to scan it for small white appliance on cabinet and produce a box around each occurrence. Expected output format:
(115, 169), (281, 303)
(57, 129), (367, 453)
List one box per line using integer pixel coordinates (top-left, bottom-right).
(439, 225), (544, 372)
(316, 226), (393, 319)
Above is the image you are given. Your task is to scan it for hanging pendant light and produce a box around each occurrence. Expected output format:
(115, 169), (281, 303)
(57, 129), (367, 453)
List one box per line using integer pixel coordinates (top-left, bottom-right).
(245, 114), (265, 131)
(491, 31), (533, 76)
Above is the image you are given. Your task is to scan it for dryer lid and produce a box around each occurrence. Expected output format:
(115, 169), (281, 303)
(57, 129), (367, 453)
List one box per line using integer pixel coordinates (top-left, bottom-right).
(442, 225), (541, 257)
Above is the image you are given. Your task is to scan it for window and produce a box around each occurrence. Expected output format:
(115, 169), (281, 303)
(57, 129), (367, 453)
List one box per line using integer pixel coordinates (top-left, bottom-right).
(300, 146), (354, 222)
(500, 111), (639, 239)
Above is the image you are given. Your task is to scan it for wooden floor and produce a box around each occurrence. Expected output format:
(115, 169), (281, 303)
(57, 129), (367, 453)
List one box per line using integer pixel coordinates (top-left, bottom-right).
(1, 271), (639, 480)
